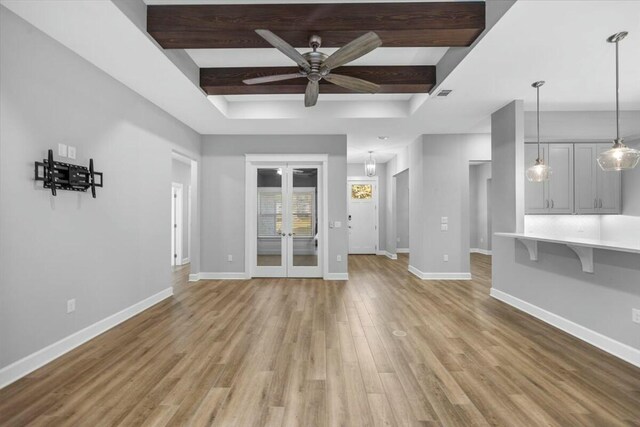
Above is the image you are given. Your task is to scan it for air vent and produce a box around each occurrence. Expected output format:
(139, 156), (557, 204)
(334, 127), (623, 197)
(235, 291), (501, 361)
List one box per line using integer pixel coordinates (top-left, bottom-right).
(437, 89), (453, 97)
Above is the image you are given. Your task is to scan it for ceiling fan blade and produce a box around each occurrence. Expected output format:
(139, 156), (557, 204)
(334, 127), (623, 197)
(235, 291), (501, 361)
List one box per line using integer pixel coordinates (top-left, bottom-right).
(324, 74), (380, 93)
(320, 32), (382, 72)
(243, 73), (304, 85)
(255, 29), (311, 72)
(305, 80), (319, 107)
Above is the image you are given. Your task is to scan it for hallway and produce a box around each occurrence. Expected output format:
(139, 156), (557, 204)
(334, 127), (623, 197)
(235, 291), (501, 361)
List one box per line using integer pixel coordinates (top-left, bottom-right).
(1, 254), (639, 426)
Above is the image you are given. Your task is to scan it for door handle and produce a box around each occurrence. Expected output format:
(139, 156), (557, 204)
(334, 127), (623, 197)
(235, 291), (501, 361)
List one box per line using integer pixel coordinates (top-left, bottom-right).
(551, 199), (554, 208)
(594, 198), (597, 209)
(599, 198), (603, 208)
(288, 233), (296, 236)
(280, 232), (286, 237)
(545, 199), (549, 208)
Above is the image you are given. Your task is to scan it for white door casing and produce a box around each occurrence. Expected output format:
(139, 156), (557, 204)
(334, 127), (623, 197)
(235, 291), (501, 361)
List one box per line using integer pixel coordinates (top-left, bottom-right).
(245, 155), (328, 279)
(348, 177), (378, 254)
(171, 182), (183, 266)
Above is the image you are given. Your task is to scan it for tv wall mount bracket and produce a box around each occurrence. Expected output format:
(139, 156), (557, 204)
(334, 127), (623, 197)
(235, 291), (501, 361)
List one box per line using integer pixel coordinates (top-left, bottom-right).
(34, 149), (103, 198)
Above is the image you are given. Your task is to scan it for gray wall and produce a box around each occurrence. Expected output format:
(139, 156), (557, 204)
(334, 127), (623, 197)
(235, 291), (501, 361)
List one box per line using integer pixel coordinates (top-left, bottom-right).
(417, 134), (491, 275)
(469, 163), (492, 251)
(0, 7), (202, 369)
(201, 135), (347, 275)
(171, 159), (191, 262)
(492, 102), (640, 352)
(347, 162), (387, 252)
(395, 170), (410, 249)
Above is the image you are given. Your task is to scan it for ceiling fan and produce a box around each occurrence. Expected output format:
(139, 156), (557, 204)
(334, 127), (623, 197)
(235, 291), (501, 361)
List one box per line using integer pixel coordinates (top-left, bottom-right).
(243, 30), (383, 107)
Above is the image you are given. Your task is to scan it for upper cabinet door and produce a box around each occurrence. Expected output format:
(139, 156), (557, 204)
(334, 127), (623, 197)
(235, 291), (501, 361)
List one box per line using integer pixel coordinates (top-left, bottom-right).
(524, 143), (548, 214)
(596, 143), (622, 214)
(547, 143), (574, 213)
(574, 144), (598, 214)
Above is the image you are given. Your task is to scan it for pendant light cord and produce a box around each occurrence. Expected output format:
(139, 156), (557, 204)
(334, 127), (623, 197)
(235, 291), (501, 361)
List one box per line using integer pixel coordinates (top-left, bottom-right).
(615, 38), (620, 141)
(537, 85), (541, 160)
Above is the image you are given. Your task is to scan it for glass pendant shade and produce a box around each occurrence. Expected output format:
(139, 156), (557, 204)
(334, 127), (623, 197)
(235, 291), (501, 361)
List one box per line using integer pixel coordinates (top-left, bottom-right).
(364, 151), (376, 177)
(526, 158), (552, 182)
(597, 140), (640, 171)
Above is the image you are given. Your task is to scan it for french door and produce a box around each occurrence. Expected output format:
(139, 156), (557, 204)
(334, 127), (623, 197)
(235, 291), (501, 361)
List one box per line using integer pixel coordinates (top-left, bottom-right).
(251, 164), (322, 278)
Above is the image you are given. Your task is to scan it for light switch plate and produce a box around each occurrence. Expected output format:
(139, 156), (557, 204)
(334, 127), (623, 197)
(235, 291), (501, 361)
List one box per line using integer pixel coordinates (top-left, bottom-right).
(334, 221), (342, 228)
(67, 299), (76, 314)
(633, 308), (640, 324)
(441, 216), (448, 224)
(441, 224), (448, 231)
(67, 146), (76, 159)
(58, 143), (67, 157)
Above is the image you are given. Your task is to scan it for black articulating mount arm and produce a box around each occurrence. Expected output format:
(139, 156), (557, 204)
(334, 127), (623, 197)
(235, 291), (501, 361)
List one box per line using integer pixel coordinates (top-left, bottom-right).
(34, 149), (103, 198)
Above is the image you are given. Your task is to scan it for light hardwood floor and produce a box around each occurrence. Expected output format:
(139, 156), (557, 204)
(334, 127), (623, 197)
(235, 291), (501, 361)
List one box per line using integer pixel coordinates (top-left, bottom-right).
(1, 254), (639, 426)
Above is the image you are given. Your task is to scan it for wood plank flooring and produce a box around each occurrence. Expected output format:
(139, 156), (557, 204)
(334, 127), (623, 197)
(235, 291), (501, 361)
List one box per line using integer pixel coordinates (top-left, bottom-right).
(1, 254), (639, 426)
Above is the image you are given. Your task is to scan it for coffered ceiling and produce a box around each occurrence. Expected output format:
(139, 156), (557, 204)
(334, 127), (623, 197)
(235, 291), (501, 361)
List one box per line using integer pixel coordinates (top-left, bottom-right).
(146, 1), (485, 97)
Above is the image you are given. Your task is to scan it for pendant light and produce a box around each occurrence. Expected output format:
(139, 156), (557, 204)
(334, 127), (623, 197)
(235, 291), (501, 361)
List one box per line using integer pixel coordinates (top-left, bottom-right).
(365, 151), (376, 177)
(597, 31), (639, 171)
(526, 81), (551, 182)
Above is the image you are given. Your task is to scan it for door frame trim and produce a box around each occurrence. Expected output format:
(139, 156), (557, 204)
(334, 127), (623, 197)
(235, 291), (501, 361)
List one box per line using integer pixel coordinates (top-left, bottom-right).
(171, 182), (183, 266)
(245, 154), (329, 279)
(347, 176), (379, 255)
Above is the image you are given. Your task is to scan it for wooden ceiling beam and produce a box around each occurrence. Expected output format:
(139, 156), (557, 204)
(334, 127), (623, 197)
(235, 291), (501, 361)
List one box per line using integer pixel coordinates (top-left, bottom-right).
(148, 2), (485, 49)
(200, 66), (435, 95)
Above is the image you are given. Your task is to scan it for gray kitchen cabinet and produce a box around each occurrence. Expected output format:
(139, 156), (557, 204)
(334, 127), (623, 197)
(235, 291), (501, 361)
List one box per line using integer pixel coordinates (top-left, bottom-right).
(524, 143), (573, 214)
(574, 143), (621, 214)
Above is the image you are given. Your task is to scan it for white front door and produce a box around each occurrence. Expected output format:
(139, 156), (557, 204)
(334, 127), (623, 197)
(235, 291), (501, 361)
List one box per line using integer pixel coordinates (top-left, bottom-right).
(252, 164), (322, 278)
(348, 179), (378, 254)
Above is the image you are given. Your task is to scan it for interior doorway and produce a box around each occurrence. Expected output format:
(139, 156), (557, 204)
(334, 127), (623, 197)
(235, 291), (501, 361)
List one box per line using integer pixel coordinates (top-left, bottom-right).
(469, 161), (492, 257)
(395, 169), (410, 254)
(246, 156), (327, 278)
(171, 152), (196, 270)
(348, 177), (378, 254)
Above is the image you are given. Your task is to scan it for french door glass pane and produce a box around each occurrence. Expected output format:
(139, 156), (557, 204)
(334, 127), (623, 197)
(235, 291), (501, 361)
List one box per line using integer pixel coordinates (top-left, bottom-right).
(257, 168), (283, 266)
(292, 168), (318, 267)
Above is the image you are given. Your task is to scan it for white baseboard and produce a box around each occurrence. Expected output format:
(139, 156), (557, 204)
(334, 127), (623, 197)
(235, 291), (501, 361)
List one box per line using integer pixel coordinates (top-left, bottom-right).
(189, 273), (200, 282)
(470, 248), (492, 255)
(197, 272), (249, 280)
(375, 251), (397, 259)
(490, 288), (640, 368)
(408, 265), (471, 280)
(0, 287), (173, 389)
(396, 248), (409, 253)
(181, 257), (190, 264)
(324, 273), (349, 280)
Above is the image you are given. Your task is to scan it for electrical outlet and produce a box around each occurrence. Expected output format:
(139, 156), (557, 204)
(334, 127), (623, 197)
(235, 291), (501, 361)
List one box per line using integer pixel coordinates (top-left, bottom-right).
(58, 143), (68, 157)
(633, 308), (640, 324)
(397, 237), (400, 242)
(67, 299), (76, 314)
(227, 254), (233, 262)
(67, 146), (76, 160)
(334, 221), (342, 228)
(443, 254), (449, 262)
(337, 255), (342, 262)
(480, 237), (484, 243)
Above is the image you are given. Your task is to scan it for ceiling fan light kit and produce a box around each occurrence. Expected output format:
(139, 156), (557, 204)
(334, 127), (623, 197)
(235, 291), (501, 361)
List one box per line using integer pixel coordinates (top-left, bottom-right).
(597, 31), (639, 171)
(244, 30), (383, 107)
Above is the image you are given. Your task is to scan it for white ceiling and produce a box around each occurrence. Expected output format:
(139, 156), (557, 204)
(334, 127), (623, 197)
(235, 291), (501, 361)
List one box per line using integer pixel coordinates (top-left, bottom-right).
(3, 0), (640, 164)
